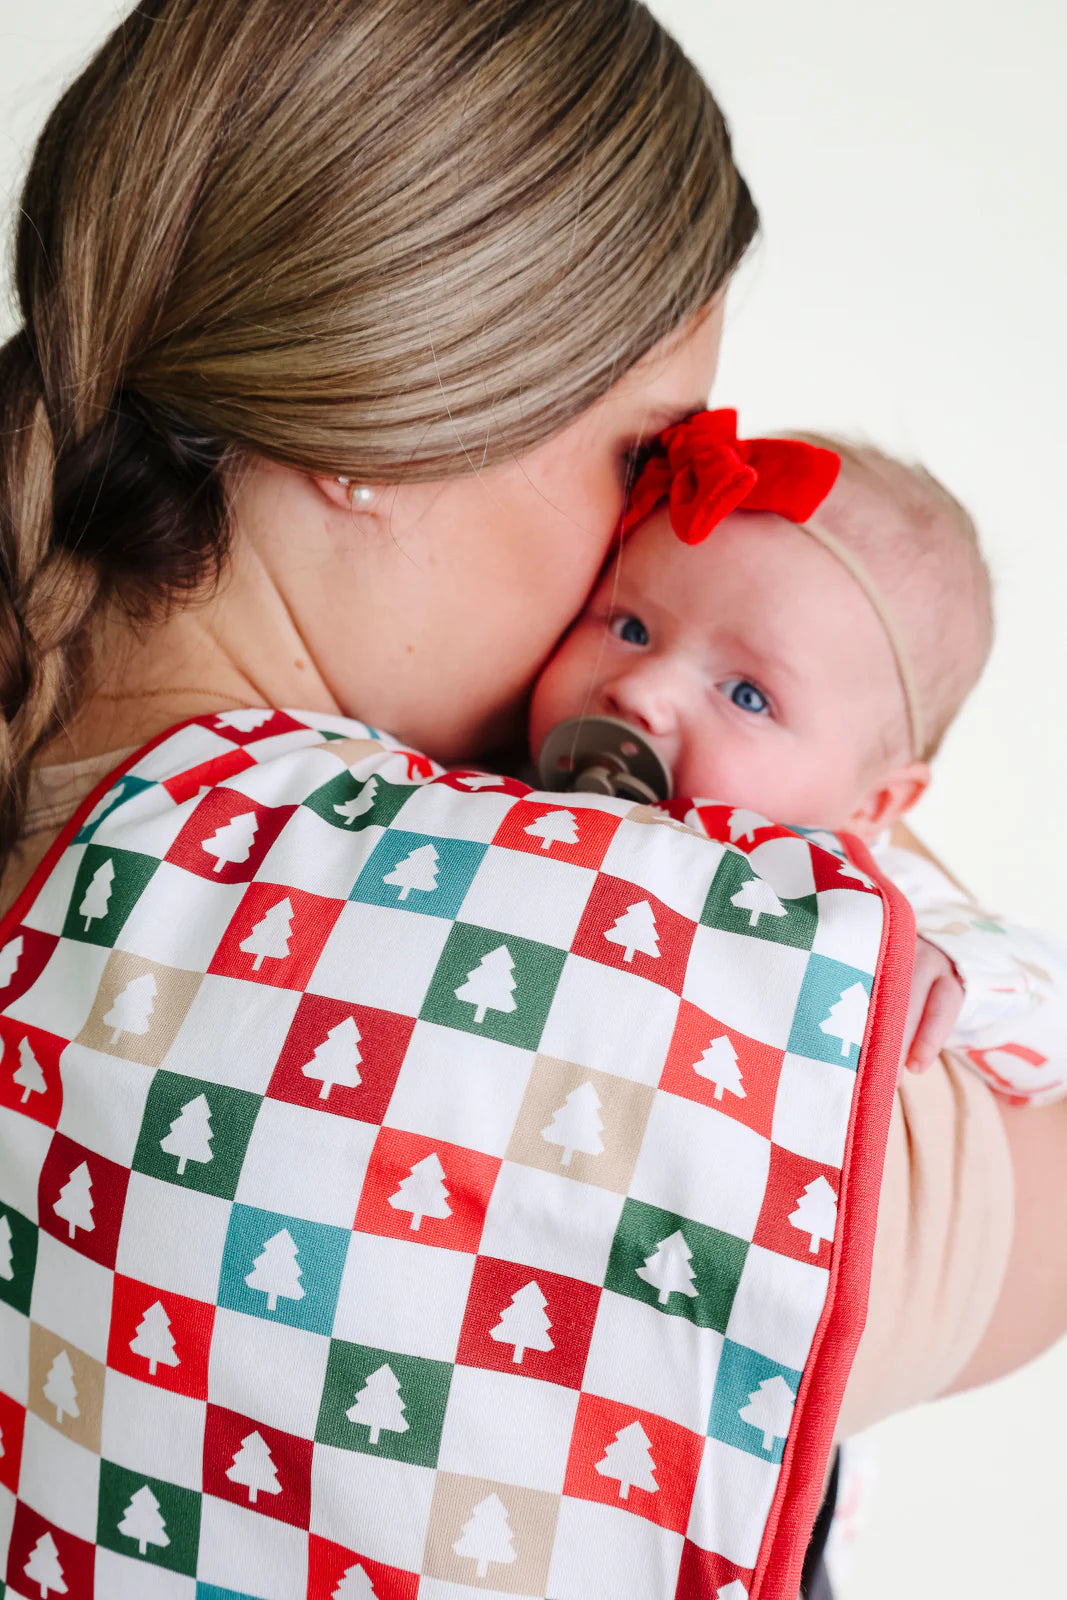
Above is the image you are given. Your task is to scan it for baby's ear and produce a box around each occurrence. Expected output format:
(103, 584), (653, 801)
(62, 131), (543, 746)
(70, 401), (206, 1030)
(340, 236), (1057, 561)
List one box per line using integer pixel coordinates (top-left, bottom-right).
(846, 761), (931, 842)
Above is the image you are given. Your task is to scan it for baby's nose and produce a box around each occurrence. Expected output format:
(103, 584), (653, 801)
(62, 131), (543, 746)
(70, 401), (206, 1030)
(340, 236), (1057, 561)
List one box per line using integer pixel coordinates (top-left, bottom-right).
(600, 670), (678, 741)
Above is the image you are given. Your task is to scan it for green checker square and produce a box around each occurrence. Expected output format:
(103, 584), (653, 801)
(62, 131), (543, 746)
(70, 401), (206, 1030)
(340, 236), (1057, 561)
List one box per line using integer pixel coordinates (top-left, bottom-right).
(0, 1201), (37, 1316)
(604, 1198), (748, 1331)
(350, 829), (487, 920)
(74, 774), (156, 845)
(62, 842), (160, 948)
(787, 954), (872, 1070)
(700, 849), (818, 951)
(707, 1338), (803, 1466)
(303, 770), (414, 835)
(98, 1458), (201, 1576)
(132, 1071), (262, 1199)
(420, 922), (567, 1050)
(316, 1337), (453, 1467)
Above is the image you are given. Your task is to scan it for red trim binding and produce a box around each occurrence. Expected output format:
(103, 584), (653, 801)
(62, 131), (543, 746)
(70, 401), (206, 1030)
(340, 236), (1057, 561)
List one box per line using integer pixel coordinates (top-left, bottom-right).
(753, 831), (916, 1598)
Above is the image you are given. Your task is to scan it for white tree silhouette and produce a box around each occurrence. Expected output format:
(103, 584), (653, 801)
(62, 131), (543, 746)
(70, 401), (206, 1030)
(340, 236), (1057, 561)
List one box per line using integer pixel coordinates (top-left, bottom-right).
(452, 1492), (517, 1579)
(215, 708), (274, 732)
(454, 945), (517, 1025)
(730, 877), (787, 929)
(159, 1094), (214, 1176)
(42, 1350), (79, 1424)
(334, 777), (378, 825)
(79, 859), (115, 930)
(693, 1036), (745, 1101)
(245, 1228), (305, 1311)
(103, 973), (157, 1044)
(23, 1531), (68, 1596)
(635, 1229), (698, 1306)
(388, 1152), (451, 1230)
(818, 983), (868, 1057)
(333, 1563), (380, 1599)
(53, 1162), (94, 1240)
(12, 1036), (46, 1102)
(540, 1082), (604, 1166)
(226, 1429), (282, 1503)
(524, 809), (580, 851)
(456, 774), (504, 791)
(117, 1485), (170, 1555)
(595, 1420), (658, 1499)
(489, 1280), (554, 1363)
(788, 1176), (838, 1253)
(716, 1582), (751, 1600)
(240, 898), (294, 970)
(201, 811), (259, 873)
(129, 1300), (181, 1376)
(0, 1213), (13, 1279)
(301, 1017), (363, 1098)
(382, 844), (440, 901)
(739, 1374), (796, 1451)
(728, 809), (770, 845)
(0, 932), (23, 988)
(603, 900), (660, 962)
(345, 1363), (409, 1445)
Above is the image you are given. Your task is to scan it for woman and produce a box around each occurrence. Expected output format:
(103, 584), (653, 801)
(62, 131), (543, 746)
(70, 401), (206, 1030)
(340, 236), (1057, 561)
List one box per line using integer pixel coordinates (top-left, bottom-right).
(1, 4), (1064, 1598)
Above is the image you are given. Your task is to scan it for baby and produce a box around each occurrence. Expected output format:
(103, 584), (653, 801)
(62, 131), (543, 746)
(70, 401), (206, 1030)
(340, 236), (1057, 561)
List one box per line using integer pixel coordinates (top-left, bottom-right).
(528, 410), (1067, 1101)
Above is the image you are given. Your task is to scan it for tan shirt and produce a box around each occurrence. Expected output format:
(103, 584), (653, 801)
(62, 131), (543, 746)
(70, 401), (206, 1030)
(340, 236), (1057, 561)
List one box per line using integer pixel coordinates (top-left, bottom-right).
(0, 752), (1015, 1441)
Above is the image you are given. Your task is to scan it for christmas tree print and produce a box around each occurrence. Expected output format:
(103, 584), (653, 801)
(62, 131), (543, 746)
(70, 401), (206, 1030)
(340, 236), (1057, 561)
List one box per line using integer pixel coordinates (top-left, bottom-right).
(728, 809), (770, 845)
(301, 1016), (363, 1098)
(240, 897), (294, 970)
(388, 1152), (452, 1231)
(382, 843), (440, 902)
(23, 1530), (68, 1596)
(603, 900), (660, 962)
(42, 1349), (79, 1424)
(524, 809), (580, 850)
(103, 972), (157, 1044)
(158, 1093), (214, 1175)
(739, 1375), (795, 1451)
(819, 982), (868, 1057)
(215, 707), (274, 732)
(117, 1484), (171, 1554)
(12, 1035), (46, 1102)
(345, 1362), (409, 1445)
(0, 932), (23, 987)
(717, 1583), (750, 1600)
(334, 776), (378, 825)
(693, 1036), (745, 1101)
(225, 1429), (282, 1503)
(244, 1227), (306, 1311)
(788, 1176), (838, 1253)
(201, 810), (259, 872)
(79, 858), (115, 930)
(333, 1564), (381, 1599)
(129, 1300), (181, 1375)
(489, 1280), (554, 1363)
(595, 1419), (659, 1499)
(0, 1213), (13, 1278)
(452, 1492), (517, 1580)
(540, 1082), (605, 1166)
(53, 1161), (94, 1239)
(730, 877), (786, 929)
(454, 944), (517, 1025)
(457, 774), (504, 790)
(635, 1229), (699, 1306)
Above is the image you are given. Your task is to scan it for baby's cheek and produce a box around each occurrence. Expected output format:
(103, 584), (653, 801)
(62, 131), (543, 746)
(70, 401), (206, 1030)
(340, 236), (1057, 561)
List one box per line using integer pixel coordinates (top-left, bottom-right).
(528, 639), (591, 757)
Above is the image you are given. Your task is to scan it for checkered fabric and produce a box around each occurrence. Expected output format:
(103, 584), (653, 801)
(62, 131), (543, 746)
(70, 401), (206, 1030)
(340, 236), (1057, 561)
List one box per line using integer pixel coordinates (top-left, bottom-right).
(0, 711), (912, 1600)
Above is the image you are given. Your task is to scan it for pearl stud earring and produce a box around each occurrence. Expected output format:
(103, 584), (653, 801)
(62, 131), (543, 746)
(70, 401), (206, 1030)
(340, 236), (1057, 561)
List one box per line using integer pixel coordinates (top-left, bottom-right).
(336, 477), (376, 508)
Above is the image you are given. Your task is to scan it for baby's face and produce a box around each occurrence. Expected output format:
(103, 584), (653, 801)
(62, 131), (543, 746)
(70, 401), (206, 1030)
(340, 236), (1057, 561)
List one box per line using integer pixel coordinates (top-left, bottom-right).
(529, 506), (908, 833)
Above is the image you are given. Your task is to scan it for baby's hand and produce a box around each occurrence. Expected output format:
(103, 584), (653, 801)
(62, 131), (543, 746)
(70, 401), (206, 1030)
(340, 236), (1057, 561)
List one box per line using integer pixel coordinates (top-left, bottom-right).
(900, 938), (965, 1078)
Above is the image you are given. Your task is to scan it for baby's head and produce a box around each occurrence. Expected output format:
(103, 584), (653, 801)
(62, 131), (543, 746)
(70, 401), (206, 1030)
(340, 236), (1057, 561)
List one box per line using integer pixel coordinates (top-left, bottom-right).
(529, 427), (993, 839)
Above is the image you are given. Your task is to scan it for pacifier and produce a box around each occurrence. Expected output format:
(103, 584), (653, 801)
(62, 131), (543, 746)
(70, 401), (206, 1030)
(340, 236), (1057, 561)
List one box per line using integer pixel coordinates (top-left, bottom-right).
(536, 716), (673, 804)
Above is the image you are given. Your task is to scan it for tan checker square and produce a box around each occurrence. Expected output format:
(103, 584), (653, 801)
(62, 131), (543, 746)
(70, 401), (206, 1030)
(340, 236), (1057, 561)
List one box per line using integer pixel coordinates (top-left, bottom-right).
(27, 1321), (105, 1453)
(506, 1055), (656, 1193)
(422, 1471), (560, 1592)
(77, 951), (202, 1067)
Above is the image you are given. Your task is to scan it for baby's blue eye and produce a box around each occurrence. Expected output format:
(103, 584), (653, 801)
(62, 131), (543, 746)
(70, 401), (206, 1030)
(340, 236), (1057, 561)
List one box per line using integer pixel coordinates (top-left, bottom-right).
(721, 677), (770, 715)
(612, 614), (650, 647)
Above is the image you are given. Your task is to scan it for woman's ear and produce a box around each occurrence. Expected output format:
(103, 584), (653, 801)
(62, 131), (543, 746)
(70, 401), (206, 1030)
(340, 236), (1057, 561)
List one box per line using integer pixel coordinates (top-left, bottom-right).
(308, 473), (382, 513)
(846, 761), (931, 842)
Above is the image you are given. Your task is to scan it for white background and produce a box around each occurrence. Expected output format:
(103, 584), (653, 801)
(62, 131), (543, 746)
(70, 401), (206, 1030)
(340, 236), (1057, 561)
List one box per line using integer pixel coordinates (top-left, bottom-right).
(2, 2), (1065, 1595)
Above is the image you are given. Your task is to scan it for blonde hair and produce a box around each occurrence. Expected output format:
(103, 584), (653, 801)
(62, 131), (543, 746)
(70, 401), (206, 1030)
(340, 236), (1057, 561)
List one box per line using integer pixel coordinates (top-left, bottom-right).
(0, 0), (757, 869)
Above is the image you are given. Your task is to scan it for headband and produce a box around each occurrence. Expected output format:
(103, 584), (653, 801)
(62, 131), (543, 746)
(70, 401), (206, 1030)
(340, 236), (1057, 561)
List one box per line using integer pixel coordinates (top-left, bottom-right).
(622, 409), (926, 759)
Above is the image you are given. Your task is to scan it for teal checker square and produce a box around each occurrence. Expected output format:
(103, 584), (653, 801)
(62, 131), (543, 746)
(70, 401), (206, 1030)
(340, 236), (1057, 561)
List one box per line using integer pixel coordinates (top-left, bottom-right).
(132, 1071), (263, 1200)
(707, 1338), (801, 1466)
(350, 830), (487, 920)
(61, 843), (161, 949)
(420, 923), (567, 1050)
(73, 774), (156, 845)
(604, 1198), (748, 1332)
(315, 1337), (453, 1467)
(303, 770), (413, 835)
(217, 1203), (349, 1335)
(198, 1587), (266, 1599)
(0, 1201), (37, 1316)
(786, 955), (872, 1069)
(97, 1456), (202, 1576)
(700, 849), (817, 951)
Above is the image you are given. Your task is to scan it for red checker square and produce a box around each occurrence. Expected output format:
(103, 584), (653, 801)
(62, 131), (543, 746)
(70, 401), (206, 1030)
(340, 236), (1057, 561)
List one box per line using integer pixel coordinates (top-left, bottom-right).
(209, 882), (345, 992)
(267, 993), (415, 1124)
(7, 1502), (96, 1600)
(810, 839), (881, 895)
(660, 1000), (784, 1139)
(455, 1256), (601, 1389)
(166, 788), (295, 885)
(307, 1533), (420, 1600)
(354, 1127), (499, 1254)
(0, 1391), (26, 1494)
(39, 1131), (130, 1269)
(0, 1016), (66, 1129)
(204, 1402), (313, 1529)
(572, 875), (695, 994)
(0, 925), (59, 1013)
(107, 1273), (214, 1399)
(753, 1144), (842, 1269)
(563, 1392), (703, 1535)
(675, 1540), (754, 1599)
(197, 708), (307, 746)
(682, 802), (794, 851)
(162, 746), (256, 805)
(493, 798), (621, 870)
(435, 770), (530, 799)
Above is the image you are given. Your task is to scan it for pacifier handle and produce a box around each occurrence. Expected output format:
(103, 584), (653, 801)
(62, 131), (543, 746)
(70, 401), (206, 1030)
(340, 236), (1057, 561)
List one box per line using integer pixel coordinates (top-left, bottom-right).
(536, 715), (673, 804)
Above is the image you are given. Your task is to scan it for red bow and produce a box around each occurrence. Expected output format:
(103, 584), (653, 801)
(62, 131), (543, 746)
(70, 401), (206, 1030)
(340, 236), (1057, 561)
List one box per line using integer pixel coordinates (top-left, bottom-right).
(621, 408), (840, 545)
